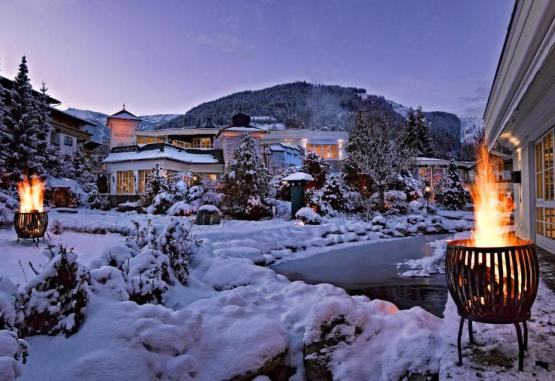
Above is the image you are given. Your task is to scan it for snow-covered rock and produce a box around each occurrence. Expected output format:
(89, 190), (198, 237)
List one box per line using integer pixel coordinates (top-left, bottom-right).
(295, 207), (322, 225)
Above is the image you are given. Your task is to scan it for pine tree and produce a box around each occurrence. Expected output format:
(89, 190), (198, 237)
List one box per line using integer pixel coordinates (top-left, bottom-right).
(32, 82), (51, 175)
(1, 56), (45, 184)
(0, 64), (8, 179)
(434, 159), (466, 210)
(401, 107), (433, 157)
(302, 152), (329, 188)
(140, 166), (169, 207)
(221, 133), (271, 219)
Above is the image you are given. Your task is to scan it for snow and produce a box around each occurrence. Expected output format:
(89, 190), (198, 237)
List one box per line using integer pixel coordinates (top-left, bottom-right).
(103, 145), (219, 164)
(0, 209), (552, 380)
(282, 172), (314, 182)
(197, 204), (219, 213)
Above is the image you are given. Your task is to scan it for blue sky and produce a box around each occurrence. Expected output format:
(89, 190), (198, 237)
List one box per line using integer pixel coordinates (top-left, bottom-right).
(0, 0), (514, 117)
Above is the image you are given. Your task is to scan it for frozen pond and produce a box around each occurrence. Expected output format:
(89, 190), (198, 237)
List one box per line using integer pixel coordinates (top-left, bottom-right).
(272, 234), (450, 317)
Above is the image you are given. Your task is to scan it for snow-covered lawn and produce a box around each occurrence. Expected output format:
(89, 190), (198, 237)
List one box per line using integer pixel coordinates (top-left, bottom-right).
(0, 209), (552, 380)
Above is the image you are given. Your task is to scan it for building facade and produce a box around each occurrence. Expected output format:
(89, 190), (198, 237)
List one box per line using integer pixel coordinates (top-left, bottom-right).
(484, 0), (555, 253)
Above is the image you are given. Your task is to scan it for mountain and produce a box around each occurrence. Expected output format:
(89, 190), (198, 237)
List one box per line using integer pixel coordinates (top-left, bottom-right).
(460, 116), (484, 144)
(69, 82), (474, 159)
(65, 108), (181, 144)
(159, 82), (366, 131)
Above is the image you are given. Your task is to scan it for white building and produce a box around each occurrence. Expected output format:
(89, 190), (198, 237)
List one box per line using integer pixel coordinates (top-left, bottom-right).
(484, 0), (555, 253)
(102, 108), (350, 203)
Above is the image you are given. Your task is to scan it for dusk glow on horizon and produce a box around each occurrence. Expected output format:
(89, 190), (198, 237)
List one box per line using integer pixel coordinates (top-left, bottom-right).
(0, 0), (513, 116)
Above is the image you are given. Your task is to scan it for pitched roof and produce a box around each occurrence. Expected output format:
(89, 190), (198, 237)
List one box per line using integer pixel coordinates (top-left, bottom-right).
(109, 107), (141, 121)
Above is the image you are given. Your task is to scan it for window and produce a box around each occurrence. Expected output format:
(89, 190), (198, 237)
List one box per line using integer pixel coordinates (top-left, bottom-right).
(137, 136), (164, 144)
(63, 135), (73, 147)
(306, 144), (340, 159)
(192, 138), (212, 148)
(138, 170), (151, 194)
(537, 207), (555, 239)
(170, 139), (192, 148)
(116, 171), (134, 194)
(536, 131), (554, 200)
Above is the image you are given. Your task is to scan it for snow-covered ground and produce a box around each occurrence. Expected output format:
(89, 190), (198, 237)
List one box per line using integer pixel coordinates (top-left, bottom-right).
(0, 209), (553, 380)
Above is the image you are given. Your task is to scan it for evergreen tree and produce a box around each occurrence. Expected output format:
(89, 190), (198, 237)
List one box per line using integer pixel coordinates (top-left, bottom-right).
(1, 56), (45, 184)
(221, 133), (271, 219)
(0, 64), (8, 179)
(140, 166), (169, 207)
(32, 82), (51, 175)
(434, 159), (466, 210)
(401, 107), (433, 157)
(302, 152), (329, 188)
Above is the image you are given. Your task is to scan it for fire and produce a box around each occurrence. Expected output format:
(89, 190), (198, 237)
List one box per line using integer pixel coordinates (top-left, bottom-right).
(470, 145), (516, 247)
(17, 176), (45, 213)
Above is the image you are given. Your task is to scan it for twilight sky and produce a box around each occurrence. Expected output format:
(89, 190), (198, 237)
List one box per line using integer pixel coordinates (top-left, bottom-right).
(0, 0), (513, 117)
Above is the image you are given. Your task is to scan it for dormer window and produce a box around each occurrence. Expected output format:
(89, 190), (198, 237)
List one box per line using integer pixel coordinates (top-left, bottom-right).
(63, 135), (74, 147)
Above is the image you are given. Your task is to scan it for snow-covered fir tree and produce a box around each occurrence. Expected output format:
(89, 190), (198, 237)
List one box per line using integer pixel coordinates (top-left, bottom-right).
(32, 82), (51, 175)
(140, 166), (169, 208)
(1, 57), (46, 184)
(221, 133), (271, 219)
(401, 107), (433, 157)
(347, 107), (413, 212)
(0, 65), (7, 176)
(302, 152), (329, 188)
(434, 159), (466, 210)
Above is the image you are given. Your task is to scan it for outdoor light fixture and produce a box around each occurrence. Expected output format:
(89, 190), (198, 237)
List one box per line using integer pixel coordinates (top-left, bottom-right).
(14, 176), (48, 244)
(445, 146), (539, 371)
(446, 236), (538, 371)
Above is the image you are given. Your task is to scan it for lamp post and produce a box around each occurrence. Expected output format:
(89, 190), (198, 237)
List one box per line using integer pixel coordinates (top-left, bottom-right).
(282, 172), (314, 219)
(424, 184), (432, 213)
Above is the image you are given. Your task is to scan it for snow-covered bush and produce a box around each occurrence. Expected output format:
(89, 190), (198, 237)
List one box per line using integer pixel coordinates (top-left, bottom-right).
(434, 159), (466, 210)
(89, 266), (129, 301)
(49, 219), (64, 235)
(140, 167), (170, 209)
(388, 172), (423, 201)
(221, 134), (271, 219)
(296, 207), (322, 225)
(17, 245), (89, 337)
(87, 188), (110, 210)
(91, 243), (138, 270)
(266, 198), (291, 219)
(147, 191), (174, 215)
(0, 204), (13, 229)
(123, 248), (171, 305)
(0, 330), (28, 381)
(302, 152), (329, 188)
(154, 220), (199, 285)
(370, 190), (408, 215)
(0, 278), (17, 330)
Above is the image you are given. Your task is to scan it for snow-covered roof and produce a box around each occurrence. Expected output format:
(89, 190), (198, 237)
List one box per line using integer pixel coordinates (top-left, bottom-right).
(282, 172), (314, 182)
(261, 129), (347, 144)
(109, 108), (141, 121)
(415, 157), (475, 168)
(103, 144), (220, 164)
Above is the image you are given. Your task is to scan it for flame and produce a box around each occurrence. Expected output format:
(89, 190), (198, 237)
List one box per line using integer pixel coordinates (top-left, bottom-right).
(470, 145), (516, 247)
(17, 176), (45, 213)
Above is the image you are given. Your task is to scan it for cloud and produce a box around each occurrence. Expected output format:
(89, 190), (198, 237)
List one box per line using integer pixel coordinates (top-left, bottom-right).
(457, 81), (491, 117)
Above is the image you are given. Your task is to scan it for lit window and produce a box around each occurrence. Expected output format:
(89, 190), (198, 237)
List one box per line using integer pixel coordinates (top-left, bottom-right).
(138, 170), (151, 194)
(192, 138), (212, 148)
(306, 143), (339, 159)
(116, 171), (134, 194)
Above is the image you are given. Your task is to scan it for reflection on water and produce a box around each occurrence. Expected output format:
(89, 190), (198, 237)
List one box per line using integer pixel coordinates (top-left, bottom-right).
(348, 281), (447, 317)
(272, 235), (450, 317)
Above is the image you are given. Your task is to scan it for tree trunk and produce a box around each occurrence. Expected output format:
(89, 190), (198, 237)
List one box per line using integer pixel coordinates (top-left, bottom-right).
(378, 184), (385, 212)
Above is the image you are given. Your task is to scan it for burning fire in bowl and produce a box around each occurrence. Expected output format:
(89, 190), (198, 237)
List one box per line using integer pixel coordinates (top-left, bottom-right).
(14, 176), (48, 244)
(446, 146), (539, 371)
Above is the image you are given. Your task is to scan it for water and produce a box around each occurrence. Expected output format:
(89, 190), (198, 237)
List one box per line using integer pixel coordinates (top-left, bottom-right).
(272, 234), (450, 317)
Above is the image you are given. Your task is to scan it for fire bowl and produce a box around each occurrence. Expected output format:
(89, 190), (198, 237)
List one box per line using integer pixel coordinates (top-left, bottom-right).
(445, 237), (539, 371)
(14, 211), (48, 242)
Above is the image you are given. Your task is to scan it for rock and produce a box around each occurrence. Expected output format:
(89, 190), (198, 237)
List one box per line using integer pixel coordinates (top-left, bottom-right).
(303, 316), (361, 381)
(196, 205), (221, 225)
(227, 350), (295, 381)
